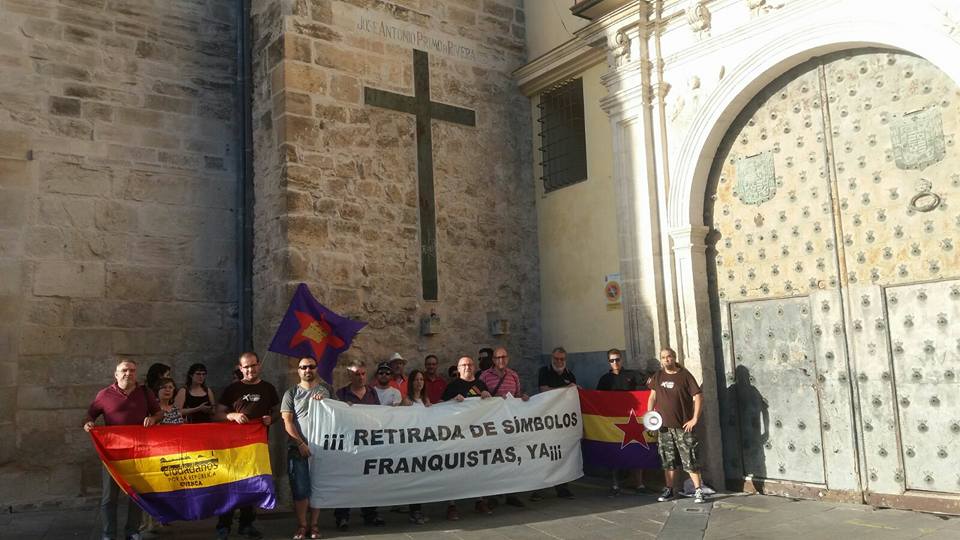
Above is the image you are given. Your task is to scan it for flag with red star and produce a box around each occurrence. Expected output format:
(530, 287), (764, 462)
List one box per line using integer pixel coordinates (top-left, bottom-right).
(268, 283), (367, 383)
(579, 389), (661, 469)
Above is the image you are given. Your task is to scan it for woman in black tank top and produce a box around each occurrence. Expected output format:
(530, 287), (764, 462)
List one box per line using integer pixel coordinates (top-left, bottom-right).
(174, 363), (216, 423)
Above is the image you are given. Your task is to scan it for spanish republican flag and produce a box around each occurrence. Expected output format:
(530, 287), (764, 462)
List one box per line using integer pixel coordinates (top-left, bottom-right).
(90, 423), (276, 523)
(579, 389), (661, 469)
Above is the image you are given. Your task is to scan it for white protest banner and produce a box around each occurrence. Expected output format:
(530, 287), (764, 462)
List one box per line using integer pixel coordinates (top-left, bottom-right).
(303, 386), (583, 508)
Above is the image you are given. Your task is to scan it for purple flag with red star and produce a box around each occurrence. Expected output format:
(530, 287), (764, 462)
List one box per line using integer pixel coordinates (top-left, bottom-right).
(268, 283), (367, 383)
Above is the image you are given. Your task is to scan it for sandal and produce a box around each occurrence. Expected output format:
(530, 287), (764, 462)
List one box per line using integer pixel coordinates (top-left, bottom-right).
(293, 525), (307, 540)
(309, 525), (322, 539)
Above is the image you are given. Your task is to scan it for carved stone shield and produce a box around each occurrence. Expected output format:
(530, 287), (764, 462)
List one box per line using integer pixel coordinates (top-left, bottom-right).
(890, 107), (946, 170)
(734, 151), (777, 206)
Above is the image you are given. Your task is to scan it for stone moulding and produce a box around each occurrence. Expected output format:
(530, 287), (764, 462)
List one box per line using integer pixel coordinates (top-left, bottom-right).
(513, 1), (641, 96)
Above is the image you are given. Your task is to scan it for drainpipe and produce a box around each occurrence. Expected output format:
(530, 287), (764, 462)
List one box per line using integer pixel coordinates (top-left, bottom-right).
(236, 0), (254, 353)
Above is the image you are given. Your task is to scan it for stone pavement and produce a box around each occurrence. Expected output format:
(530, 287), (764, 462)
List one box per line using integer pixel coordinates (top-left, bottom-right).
(2, 480), (958, 540)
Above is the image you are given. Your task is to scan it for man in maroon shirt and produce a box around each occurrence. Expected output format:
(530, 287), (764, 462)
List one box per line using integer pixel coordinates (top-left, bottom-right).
(422, 354), (447, 404)
(83, 358), (162, 540)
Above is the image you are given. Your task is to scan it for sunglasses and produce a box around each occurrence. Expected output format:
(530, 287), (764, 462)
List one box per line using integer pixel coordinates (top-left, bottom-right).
(298, 365), (317, 370)
(609, 358), (622, 363)
(377, 370), (392, 375)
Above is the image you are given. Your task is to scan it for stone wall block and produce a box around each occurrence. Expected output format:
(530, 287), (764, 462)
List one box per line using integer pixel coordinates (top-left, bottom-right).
(94, 200), (139, 233)
(111, 328), (184, 355)
(283, 61), (328, 95)
(33, 261), (105, 298)
(39, 160), (113, 197)
(174, 268), (235, 302)
(18, 324), (68, 355)
(283, 215), (329, 246)
(105, 265), (175, 301)
(0, 188), (29, 228)
(0, 128), (30, 160)
(64, 328), (116, 355)
(0, 157), (32, 190)
(0, 229), (23, 258)
(24, 297), (71, 327)
(0, 387), (15, 422)
(130, 236), (192, 266)
(49, 96), (82, 117)
(312, 41), (365, 74)
(290, 18), (341, 41)
(329, 73), (360, 103)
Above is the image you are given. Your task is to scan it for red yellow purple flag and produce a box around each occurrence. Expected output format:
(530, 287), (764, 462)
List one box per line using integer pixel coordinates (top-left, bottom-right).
(578, 389), (661, 469)
(89, 423), (275, 523)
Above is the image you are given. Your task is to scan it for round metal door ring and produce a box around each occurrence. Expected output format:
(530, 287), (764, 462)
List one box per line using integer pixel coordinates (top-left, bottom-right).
(909, 190), (941, 212)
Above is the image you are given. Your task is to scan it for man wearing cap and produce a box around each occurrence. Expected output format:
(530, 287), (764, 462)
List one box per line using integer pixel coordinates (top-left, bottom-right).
(647, 347), (705, 503)
(373, 362), (403, 406)
(387, 352), (408, 397)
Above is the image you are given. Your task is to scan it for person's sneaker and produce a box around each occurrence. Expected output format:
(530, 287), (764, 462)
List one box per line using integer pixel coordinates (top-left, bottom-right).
(363, 514), (385, 526)
(474, 499), (492, 515)
(446, 504), (460, 521)
(237, 525), (263, 539)
(408, 511), (427, 525)
(529, 491), (543, 502)
(335, 517), (349, 531)
(608, 486), (621, 498)
(658, 487), (674, 502)
(694, 487), (706, 503)
(556, 486), (575, 499)
(633, 485), (650, 495)
(216, 527), (230, 540)
(505, 495), (526, 507)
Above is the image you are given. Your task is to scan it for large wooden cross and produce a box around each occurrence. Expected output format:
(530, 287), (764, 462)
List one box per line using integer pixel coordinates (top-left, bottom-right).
(364, 49), (476, 301)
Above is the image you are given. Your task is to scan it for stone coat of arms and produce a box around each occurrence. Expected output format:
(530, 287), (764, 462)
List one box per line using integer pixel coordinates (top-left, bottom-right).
(890, 107), (946, 170)
(734, 151), (777, 206)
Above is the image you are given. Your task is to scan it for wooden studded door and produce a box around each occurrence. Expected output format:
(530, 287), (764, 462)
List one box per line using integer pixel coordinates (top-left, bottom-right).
(706, 48), (960, 505)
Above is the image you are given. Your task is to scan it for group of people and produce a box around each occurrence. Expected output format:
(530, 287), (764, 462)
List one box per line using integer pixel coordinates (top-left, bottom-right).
(83, 345), (706, 540)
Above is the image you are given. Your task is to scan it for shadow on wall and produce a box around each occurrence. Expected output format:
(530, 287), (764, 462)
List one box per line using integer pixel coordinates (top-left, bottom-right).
(730, 364), (770, 491)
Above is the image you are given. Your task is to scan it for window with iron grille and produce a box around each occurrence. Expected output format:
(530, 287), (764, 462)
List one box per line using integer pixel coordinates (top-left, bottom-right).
(538, 78), (588, 193)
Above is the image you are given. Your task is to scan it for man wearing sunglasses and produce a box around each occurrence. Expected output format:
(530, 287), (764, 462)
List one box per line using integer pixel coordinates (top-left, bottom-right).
(281, 357), (334, 540)
(597, 348), (649, 496)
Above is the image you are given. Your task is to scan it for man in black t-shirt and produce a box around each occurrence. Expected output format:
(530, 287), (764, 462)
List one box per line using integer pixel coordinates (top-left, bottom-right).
(531, 347), (577, 501)
(596, 348), (649, 496)
(215, 352), (279, 539)
(647, 347), (705, 504)
(442, 356), (492, 401)
(440, 356), (495, 518)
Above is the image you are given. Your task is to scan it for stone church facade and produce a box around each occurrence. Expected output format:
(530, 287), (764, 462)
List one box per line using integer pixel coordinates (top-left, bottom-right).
(4, 0), (960, 514)
(0, 0), (535, 507)
(522, 0), (960, 513)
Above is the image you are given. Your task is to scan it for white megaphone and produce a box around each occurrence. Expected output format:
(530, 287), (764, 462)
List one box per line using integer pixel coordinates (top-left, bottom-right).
(642, 411), (662, 431)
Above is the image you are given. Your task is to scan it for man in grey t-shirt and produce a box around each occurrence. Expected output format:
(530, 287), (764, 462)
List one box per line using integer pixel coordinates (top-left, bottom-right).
(281, 357), (334, 540)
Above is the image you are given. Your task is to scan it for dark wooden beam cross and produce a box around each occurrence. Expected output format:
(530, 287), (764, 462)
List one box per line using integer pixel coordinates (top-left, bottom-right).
(364, 49), (476, 301)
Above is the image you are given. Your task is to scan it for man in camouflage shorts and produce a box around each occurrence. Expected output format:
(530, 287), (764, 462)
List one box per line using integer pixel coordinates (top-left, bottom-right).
(647, 347), (706, 503)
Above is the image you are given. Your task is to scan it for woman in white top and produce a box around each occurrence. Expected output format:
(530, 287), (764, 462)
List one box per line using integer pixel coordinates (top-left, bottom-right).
(401, 369), (430, 523)
(402, 369), (431, 408)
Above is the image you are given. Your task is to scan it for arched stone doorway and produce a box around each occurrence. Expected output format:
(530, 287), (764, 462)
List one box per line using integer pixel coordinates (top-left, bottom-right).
(703, 47), (960, 509)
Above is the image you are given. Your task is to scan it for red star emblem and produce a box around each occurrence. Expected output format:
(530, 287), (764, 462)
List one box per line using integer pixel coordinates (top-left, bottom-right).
(290, 311), (345, 361)
(615, 408), (650, 450)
